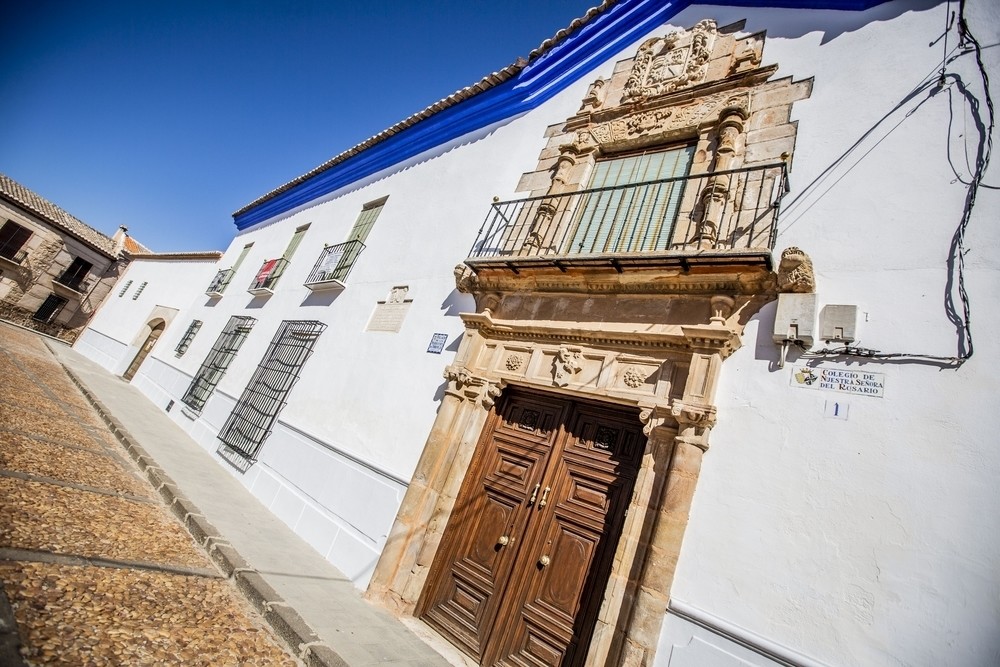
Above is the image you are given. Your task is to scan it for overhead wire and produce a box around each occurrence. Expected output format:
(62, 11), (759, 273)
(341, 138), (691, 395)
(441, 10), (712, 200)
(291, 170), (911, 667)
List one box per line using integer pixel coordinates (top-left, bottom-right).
(800, 0), (993, 367)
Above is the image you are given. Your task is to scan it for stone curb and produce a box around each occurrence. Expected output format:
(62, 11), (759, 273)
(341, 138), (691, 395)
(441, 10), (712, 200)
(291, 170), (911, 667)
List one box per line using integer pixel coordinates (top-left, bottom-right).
(59, 363), (346, 667)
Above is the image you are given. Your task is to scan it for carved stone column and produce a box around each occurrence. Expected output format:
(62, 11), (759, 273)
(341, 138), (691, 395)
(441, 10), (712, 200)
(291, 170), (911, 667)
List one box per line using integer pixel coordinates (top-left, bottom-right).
(696, 106), (748, 249)
(367, 365), (505, 612)
(617, 400), (716, 667)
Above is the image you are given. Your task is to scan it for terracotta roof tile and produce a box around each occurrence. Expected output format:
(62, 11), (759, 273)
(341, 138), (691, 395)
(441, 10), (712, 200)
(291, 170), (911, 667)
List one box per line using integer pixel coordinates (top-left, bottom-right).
(0, 173), (118, 257)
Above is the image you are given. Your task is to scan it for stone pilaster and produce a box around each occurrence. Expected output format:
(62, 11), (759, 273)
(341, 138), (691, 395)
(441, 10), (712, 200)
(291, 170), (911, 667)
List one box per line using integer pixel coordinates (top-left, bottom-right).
(367, 364), (505, 613)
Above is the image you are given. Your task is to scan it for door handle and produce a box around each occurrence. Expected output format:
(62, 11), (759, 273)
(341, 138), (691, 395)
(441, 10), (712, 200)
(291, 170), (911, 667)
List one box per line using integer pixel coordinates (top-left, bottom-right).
(538, 554), (551, 567)
(538, 486), (551, 508)
(528, 483), (540, 506)
(498, 535), (510, 546)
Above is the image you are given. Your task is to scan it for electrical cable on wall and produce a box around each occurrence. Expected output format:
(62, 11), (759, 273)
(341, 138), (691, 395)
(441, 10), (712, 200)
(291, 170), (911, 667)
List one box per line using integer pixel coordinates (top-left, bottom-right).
(798, 0), (993, 367)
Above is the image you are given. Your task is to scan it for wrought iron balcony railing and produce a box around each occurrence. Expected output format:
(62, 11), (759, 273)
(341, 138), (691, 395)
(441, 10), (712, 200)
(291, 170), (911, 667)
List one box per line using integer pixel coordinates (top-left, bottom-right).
(304, 240), (365, 291)
(0, 249), (27, 265)
(248, 258), (289, 295)
(468, 163), (788, 264)
(206, 268), (234, 297)
(52, 276), (90, 295)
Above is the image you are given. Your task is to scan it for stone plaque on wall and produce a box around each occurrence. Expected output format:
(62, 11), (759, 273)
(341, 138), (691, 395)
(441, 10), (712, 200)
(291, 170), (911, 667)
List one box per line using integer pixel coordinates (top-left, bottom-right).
(366, 285), (412, 333)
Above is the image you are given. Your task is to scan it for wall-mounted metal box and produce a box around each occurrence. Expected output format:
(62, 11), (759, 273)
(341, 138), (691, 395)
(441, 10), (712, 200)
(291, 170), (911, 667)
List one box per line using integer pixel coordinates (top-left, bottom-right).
(820, 304), (858, 343)
(773, 293), (817, 347)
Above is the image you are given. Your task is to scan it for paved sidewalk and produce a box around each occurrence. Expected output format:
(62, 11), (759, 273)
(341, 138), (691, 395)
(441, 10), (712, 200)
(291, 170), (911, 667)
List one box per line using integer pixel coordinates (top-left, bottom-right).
(47, 340), (455, 667)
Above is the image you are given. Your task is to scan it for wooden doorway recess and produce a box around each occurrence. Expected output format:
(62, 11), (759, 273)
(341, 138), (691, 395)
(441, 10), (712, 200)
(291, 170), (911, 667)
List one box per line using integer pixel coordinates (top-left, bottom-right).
(418, 387), (643, 666)
(123, 320), (164, 381)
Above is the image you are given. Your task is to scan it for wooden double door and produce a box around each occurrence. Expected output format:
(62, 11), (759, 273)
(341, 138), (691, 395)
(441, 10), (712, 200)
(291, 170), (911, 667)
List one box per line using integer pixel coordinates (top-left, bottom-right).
(419, 388), (644, 666)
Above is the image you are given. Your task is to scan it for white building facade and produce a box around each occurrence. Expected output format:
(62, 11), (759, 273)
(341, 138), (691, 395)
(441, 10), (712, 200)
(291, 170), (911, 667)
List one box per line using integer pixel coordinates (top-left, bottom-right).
(76, 1), (999, 666)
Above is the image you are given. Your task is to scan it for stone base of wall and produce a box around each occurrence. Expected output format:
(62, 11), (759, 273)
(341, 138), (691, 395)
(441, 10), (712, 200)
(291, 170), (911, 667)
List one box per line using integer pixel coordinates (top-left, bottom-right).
(0, 301), (80, 342)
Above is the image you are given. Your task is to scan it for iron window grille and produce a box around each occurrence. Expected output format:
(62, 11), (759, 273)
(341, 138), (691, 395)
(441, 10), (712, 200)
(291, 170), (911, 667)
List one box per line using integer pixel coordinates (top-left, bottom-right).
(117, 279), (133, 297)
(247, 258), (289, 295)
(55, 257), (93, 292)
(0, 221), (31, 264)
(217, 320), (327, 463)
(206, 269), (235, 297)
(174, 320), (203, 357)
(33, 294), (68, 323)
(304, 240), (365, 290)
(132, 281), (148, 300)
(181, 315), (256, 411)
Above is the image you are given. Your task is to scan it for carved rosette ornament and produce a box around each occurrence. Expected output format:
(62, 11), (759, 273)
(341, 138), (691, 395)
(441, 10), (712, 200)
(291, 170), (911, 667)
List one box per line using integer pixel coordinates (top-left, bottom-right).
(622, 367), (646, 389)
(505, 354), (524, 372)
(777, 247), (817, 293)
(553, 345), (583, 387)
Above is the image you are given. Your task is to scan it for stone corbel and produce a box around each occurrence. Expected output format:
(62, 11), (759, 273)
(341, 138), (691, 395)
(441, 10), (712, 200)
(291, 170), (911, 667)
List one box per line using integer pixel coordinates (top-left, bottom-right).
(638, 402), (673, 437)
(443, 364), (506, 409)
(670, 399), (717, 452)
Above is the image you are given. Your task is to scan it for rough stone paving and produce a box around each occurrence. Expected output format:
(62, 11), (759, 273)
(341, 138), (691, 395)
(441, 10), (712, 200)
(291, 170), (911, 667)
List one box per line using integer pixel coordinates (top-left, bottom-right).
(0, 324), (298, 666)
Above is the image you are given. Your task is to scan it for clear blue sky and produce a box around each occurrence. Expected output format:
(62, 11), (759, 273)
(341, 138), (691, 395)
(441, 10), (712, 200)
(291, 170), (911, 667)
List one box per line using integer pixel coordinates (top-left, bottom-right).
(2, 0), (592, 252)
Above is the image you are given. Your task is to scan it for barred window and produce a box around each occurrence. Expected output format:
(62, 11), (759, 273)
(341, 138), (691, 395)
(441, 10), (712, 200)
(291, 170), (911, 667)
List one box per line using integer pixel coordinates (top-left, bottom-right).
(217, 320), (326, 462)
(33, 294), (68, 323)
(181, 316), (256, 411)
(118, 279), (134, 297)
(132, 281), (148, 300)
(174, 320), (203, 357)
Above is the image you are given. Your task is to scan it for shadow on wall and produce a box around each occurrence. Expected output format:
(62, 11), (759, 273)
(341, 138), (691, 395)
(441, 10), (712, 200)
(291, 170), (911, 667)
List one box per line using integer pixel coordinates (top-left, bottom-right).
(730, 0), (943, 44)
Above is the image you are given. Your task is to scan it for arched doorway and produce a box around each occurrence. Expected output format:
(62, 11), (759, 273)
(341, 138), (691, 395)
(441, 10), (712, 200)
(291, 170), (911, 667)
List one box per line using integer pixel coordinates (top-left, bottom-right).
(123, 320), (165, 381)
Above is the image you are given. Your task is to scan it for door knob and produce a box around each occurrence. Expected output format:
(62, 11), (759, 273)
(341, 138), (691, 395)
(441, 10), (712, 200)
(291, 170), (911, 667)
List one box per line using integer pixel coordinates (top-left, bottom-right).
(538, 486), (551, 508)
(538, 555), (551, 567)
(498, 535), (510, 546)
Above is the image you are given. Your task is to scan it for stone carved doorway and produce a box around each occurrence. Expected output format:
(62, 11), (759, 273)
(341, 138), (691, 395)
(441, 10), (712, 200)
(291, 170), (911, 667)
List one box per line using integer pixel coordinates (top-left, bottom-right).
(418, 387), (644, 667)
(123, 320), (164, 381)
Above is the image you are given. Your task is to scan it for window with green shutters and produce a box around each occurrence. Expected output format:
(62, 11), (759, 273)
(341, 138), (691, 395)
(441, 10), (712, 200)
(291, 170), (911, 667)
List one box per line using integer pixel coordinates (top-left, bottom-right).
(569, 145), (695, 254)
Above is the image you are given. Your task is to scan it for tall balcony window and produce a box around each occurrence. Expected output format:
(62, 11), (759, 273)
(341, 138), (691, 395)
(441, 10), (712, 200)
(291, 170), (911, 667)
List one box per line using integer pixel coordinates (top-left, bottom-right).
(303, 240), (365, 291)
(54, 257), (93, 293)
(247, 258), (288, 296)
(206, 269), (234, 297)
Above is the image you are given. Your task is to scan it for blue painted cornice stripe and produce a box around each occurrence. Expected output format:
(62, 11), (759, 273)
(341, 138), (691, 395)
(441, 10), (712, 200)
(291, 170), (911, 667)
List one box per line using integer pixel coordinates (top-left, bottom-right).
(233, 0), (890, 229)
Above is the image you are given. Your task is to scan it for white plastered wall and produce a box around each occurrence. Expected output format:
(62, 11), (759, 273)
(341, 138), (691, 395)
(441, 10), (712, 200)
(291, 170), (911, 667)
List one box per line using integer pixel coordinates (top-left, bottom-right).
(659, 1), (1000, 666)
(75, 257), (221, 374)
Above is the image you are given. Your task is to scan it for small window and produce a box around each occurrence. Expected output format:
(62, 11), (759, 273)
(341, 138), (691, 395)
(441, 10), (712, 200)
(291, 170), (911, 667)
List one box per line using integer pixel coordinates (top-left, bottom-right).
(174, 320), (203, 357)
(57, 257), (94, 291)
(132, 281), (148, 300)
(0, 221), (32, 263)
(118, 279), (134, 297)
(33, 294), (68, 323)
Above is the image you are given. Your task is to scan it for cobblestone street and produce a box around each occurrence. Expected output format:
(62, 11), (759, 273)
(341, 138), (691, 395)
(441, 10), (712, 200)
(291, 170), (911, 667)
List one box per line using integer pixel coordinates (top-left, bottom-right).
(0, 324), (298, 666)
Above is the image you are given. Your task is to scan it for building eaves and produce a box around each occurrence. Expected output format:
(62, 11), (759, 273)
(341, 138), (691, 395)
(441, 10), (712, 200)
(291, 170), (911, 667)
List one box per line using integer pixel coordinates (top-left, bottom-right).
(0, 173), (119, 258)
(232, 2), (616, 220)
(231, 0), (892, 229)
(128, 251), (224, 261)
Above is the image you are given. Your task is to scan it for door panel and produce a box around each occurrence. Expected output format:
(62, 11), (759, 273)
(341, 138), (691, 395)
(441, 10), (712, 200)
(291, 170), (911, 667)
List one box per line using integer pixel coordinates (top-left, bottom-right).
(421, 389), (642, 667)
(420, 392), (568, 661)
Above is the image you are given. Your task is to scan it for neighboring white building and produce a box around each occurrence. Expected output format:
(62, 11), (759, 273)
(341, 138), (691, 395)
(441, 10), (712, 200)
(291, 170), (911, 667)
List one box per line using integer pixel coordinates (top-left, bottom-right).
(76, 1), (999, 666)
(76, 252), (223, 379)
